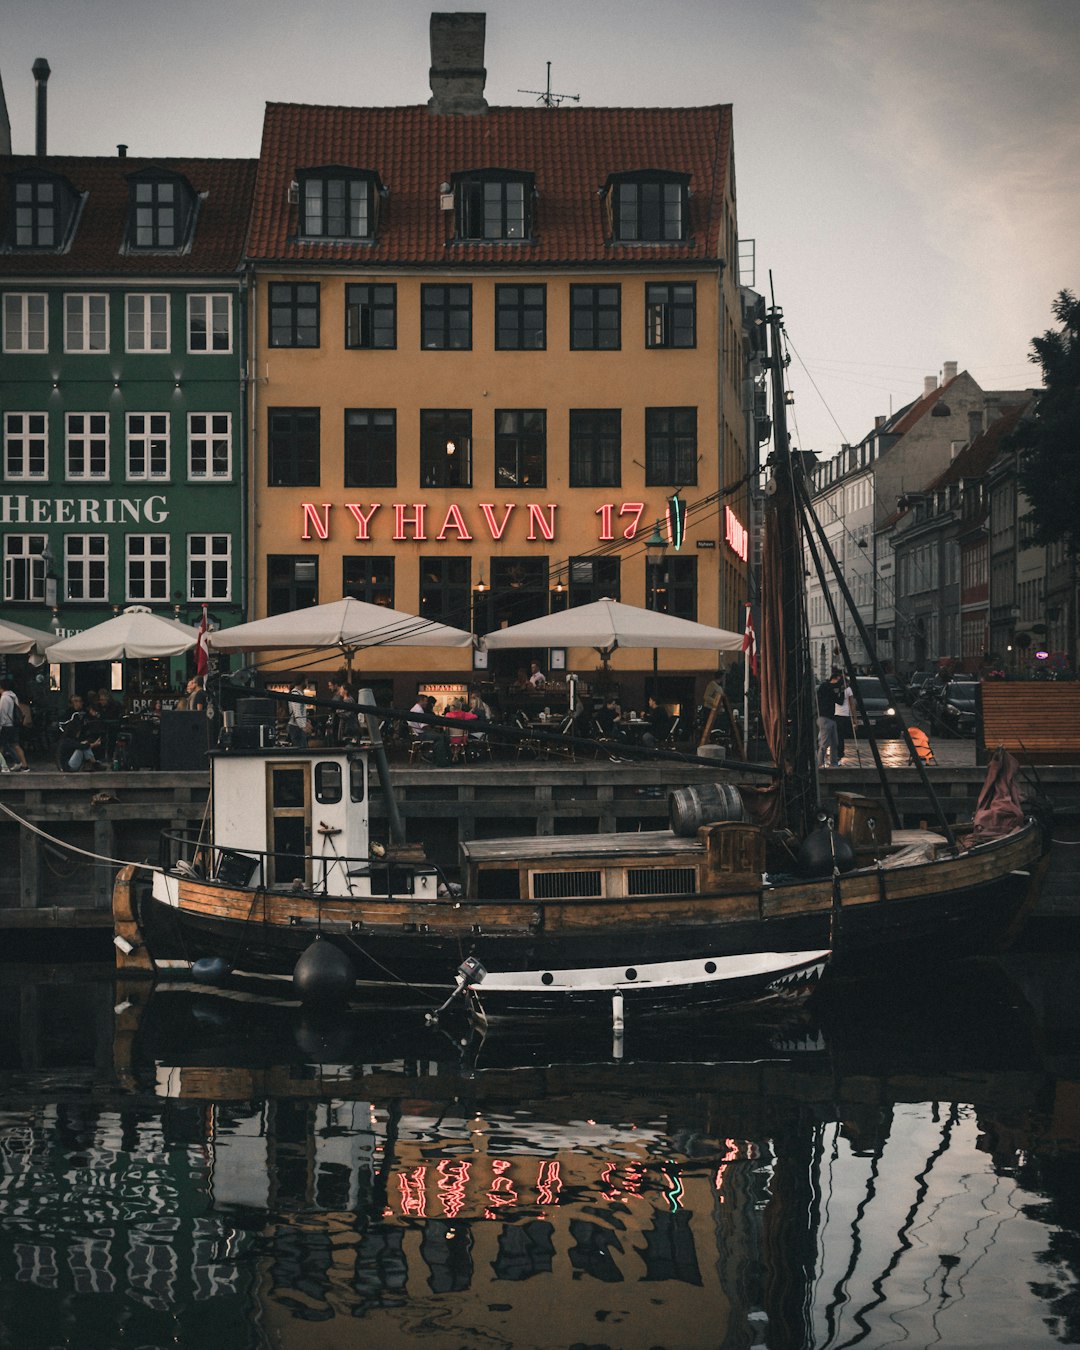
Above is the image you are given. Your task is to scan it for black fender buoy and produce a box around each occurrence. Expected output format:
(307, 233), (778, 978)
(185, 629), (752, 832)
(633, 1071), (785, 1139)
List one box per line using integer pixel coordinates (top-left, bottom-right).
(293, 936), (355, 1005)
(191, 956), (232, 985)
(797, 824), (856, 879)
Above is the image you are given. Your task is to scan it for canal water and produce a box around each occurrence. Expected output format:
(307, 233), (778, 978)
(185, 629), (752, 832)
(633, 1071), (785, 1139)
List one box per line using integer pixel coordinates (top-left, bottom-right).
(0, 954), (1078, 1349)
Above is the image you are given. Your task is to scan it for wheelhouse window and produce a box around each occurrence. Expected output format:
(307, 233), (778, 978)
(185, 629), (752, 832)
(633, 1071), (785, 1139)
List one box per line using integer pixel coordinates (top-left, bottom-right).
(570, 285), (620, 350)
(645, 406), (697, 486)
(344, 409), (396, 488)
(3, 293), (47, 352)
(65, 535), (108, 602)
(645, 283), (696, 348)
(65, 413), (109, 480)
(268, 554), (318, 615)
(188, 412), (231, 480)
(3, 535), (46, 603)
(421, 285), (471, 350)
(8, 172), (78, 250)
(126, 169), (197, 251)
(298, 168), (379, 240)
(4, 412), (48, 480)
(420, 410), (471, 488)
(345, 284), (395, 349)
(268, 408), (319, 487)
(188, 534), (231, 603)
(269, 283), (320, 348)
(343, 556), (394, 608)
(64, 293), (108, 353)
(126, 535), (170, 603)
(187, 294), (232, 353)
(419, 557), (470, 628)
(605, 171), (689, 243)
(494, 410), (546, 488)
(125, 294), (170, 352)
(126, 412), (170, 480)
(647, 554), (697, 620)
(569, 410), (620, 488)
(495, 285), (545, 350)
(455, 171), (532, 241)
(569, 557), (620, 608)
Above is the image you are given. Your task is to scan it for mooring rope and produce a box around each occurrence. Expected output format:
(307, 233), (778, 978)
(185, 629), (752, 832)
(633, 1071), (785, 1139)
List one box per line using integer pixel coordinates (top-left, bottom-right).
(0, 798), (156, 872)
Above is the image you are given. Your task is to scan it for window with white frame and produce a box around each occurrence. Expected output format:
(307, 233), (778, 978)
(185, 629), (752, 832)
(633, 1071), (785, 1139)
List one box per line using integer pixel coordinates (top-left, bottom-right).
(3, 534), (46, 602)
(188, 412), (231, 479)
(4, 412), (48, 480)
(64, 293), (109, 352)
(66, 413), (109, 480)
(125, 293), (170, 352)
(3, 293), (47, 352)
(188, 534), (231, 602)
(65, 534), (108, 602)
(187, 293), (232, 353)
(126, 534), (169, 602)
(126, 412), (170, 480)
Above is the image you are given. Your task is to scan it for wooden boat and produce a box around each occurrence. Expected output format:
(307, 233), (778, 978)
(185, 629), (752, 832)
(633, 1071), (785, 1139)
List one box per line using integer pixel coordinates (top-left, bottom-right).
(112, 302), (1047, 1000)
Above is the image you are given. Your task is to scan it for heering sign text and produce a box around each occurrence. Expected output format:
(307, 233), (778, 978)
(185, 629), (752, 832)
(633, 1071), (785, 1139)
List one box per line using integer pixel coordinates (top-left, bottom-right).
(300, 501), (648, 543)
(1, 495), (170, 525)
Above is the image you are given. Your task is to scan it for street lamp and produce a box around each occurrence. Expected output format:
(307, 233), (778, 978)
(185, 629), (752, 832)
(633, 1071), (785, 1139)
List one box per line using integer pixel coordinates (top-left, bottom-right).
(645, 520), (668, 685)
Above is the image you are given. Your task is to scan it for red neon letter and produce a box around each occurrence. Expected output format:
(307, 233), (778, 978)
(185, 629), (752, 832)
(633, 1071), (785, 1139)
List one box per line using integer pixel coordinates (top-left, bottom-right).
(345, 502), (381, 541)
(393, 503), (427, 541)
(300, 502), (331, 541)
(619, 502), (645, 539)
(595, 504), (614, 541)
(437, 504), (473, 541)
(478, 502), (515, 540)
(526, 503), (557, 542)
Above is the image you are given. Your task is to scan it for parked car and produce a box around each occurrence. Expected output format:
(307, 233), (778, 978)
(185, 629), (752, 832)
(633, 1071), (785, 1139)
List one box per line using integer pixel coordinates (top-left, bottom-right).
(940, 677), (978, 737)
(884, 674), (906, 706)
(853, 676), (905, 738)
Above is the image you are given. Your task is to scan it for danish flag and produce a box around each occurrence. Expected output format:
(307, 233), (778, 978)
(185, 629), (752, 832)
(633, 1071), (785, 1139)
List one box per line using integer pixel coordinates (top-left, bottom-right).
(195, 605), (209, 677)
(742, 603), (758, 677)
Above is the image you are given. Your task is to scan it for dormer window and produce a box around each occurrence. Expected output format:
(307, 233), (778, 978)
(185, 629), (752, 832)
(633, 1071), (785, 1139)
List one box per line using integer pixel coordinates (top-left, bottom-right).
(605, 171), (690, 243)
(298, 168), (380, 241)
(126, 168), (197, 251)
(7, 170), (79, 251)
(454, 170), (533, 242)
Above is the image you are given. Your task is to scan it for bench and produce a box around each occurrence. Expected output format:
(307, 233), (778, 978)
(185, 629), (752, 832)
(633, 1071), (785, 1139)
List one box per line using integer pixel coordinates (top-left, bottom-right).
(978, 682), (1080, 765)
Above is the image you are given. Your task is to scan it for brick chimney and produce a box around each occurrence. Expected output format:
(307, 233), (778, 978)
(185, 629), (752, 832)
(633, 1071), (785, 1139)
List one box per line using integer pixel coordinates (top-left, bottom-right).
(923, 376), (938, 397)
(428, 12), (488, 116)
(942, 360), (958, 383)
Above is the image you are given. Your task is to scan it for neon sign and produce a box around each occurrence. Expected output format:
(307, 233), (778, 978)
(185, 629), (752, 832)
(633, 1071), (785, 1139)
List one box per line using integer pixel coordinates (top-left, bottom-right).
(724, 505), (748, 561)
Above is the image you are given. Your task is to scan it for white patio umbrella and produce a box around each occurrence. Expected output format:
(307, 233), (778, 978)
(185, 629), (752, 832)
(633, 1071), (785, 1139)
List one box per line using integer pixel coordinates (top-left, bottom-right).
(0, 617), (54, 658)
(483, 598), (744, 658)
(206, 596), (473, 670)
(46, 611), (199, 661)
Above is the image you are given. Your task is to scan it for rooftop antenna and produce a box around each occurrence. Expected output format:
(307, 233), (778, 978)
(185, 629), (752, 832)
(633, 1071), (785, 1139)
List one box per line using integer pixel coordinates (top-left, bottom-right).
(519, 61), (579, 108)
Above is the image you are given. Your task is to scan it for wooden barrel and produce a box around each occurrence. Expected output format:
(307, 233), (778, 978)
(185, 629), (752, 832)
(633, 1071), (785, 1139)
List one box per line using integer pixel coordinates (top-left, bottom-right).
(669, 782), (746, 837)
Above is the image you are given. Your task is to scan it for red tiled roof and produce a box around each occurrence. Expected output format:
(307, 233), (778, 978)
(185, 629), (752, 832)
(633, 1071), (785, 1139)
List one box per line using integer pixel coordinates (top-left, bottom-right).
(922, 403), (1028, 490)
(0, 156), (257, 275)
(248, 103), (732, 266)
(885, 375), (959, 438)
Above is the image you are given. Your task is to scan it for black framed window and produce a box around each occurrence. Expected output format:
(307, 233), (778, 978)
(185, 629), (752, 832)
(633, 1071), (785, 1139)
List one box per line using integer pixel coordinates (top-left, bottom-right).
(647, 555), (697, 620)
(485, 557), (549, 634)
(268, 555), (318, 615)
(269, 283), (320, 348)
(495, 285), (545, 350)
(569, 410), (621, 488)
(345, 284), (396, 349)
(268, 407), (320, 486)
(421, 285), (471, 350)
(646, 283), (696, 348)
(419, 557), (471, 627)
(609, 173), (689, 242)
(570, 285), (620, 350)
(456, 172), (532, 241)
(12, 177), (60, 248)
(645, 407), (697, 486)
(127, 172), (196, 251)
(569, 557), (620, 608)
(299, 171), (376, 239)
(344, 410), (396, 488)
(494, 410), (545, 488)
(420, 410), (471, 488)
(343, 556), (394, 608)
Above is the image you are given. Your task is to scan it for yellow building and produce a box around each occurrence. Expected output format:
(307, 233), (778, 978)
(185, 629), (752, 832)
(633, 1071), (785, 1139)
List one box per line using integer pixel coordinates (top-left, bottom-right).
(246, 13), (750, 713)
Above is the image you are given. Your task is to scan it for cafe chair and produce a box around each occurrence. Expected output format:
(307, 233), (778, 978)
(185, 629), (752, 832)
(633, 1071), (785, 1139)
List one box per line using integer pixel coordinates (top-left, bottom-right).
(662, 715), (683, 751)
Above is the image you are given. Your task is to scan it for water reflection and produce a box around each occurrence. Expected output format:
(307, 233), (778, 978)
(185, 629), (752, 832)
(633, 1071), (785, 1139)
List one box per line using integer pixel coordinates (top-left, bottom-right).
(0, 958), (1078, 1348)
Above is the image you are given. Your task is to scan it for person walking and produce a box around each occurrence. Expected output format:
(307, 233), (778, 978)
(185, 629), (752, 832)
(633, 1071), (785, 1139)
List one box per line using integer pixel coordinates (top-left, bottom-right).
(0, 679), (28, 771)
(287, 683), (310, 749)
(835, 677), (854, 761)
(816, 670), (842, 768)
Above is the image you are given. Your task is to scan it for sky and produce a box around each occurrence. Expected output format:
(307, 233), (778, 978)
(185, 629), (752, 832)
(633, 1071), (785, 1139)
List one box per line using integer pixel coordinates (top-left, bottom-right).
(1, 0), (1076, 457)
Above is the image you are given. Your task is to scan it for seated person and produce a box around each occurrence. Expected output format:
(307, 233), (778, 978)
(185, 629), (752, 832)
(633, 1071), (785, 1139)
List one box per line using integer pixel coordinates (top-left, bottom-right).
(595, 696), (628, 743)
(58, 695), (103, 772)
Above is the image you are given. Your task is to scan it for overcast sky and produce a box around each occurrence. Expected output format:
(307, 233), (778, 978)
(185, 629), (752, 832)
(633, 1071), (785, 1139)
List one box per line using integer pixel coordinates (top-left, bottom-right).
(2, 0), (1075, 456)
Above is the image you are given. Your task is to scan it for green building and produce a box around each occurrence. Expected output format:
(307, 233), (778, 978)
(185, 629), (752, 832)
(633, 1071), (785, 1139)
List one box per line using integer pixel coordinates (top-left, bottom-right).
(0, 152), (254, 686)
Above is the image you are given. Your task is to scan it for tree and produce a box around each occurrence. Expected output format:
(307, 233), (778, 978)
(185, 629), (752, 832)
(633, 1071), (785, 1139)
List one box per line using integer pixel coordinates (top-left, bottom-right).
(1014, 290), (1080, 551)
